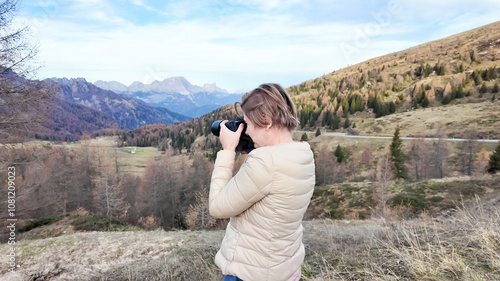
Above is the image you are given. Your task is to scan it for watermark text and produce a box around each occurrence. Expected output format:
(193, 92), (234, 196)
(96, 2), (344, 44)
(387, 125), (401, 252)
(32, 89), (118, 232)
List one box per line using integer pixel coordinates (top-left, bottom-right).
(6, 166), (17, 272)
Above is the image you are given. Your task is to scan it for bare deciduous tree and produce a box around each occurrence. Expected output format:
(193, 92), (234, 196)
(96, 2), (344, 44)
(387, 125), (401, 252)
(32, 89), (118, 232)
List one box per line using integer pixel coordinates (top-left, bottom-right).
(138, 149), (184, 229)
(372, 149), (395, 218)
(361, 147), (373, 165)
(431, 127), (450, 178)
(185, 188), (216, 230)
(314, 142), (336, 185)
(458, 129), (480, 176)
(475, 148), (489, 176)
(0, 0), (38, 76)
(91, 146), (130, 219)
(407, 133), (428, 180)
(0, 0), (53, 142)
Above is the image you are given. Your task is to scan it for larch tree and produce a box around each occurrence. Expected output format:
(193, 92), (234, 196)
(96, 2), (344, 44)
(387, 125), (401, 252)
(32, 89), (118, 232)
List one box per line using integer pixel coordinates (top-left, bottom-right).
(458, 129), (480, 176)
(407, 134), (428, 180)
(360, 147), (373, 165)
(431, 127), (450, 178)
(475, 148), (489, 175)
(91, 146), (130, 219)
(315, 142), (336, 185)
(185, 188), (216, 230)
(373, 149), (395, 218)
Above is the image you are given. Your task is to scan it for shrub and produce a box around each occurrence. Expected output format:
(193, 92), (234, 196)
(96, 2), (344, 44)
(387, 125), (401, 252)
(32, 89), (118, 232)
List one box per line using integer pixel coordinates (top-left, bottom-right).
(390, 193), (426, 214)
(71, 215), (136, 231)
(138, 216), (161, 231)
(18, 214), (67, 233)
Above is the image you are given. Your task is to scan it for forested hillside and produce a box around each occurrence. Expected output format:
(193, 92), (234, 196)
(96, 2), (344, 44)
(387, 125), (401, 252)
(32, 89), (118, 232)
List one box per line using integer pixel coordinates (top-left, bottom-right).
(290, 21), (500, 138)
(119, 22), (500, 156)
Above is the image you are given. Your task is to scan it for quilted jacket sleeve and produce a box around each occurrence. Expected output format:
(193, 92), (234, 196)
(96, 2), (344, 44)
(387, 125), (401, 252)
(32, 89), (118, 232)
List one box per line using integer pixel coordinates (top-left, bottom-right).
(209, 149), (273, 219)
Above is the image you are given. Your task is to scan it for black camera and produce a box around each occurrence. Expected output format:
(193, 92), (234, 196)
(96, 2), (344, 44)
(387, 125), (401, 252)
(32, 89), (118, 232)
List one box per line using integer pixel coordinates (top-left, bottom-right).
(211, 116), (255, 153)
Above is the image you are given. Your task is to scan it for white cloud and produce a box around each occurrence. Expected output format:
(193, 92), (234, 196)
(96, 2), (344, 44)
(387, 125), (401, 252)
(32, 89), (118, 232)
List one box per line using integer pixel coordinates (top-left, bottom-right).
(236, 0), (308, 11)
(22, 0), (500, 91)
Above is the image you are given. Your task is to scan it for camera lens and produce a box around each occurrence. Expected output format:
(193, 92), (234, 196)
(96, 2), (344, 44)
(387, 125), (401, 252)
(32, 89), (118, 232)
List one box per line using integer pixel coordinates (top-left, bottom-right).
(211, 120), (223, 136)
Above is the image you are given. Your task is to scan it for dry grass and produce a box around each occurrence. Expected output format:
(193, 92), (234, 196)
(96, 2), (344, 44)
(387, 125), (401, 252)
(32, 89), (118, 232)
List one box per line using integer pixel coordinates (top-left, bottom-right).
(1, 186), (499, 280)
(353, 101), (500, 139)
(2, 199), (498, 281)
(301, 197), (500, 281)
(0, 229), (224, 281)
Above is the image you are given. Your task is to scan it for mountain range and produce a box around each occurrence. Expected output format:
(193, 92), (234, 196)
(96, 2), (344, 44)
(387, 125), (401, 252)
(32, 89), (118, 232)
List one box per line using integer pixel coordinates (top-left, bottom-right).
(94, 77), (244, 118)
(1, 70), (242, 141)
(45, 77), (190, 131)
(126, 21), (500, 151)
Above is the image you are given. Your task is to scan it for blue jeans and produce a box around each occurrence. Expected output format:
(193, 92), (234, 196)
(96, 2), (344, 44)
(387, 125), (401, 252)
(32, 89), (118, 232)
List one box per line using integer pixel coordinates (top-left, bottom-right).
(224, 275), (243, 281)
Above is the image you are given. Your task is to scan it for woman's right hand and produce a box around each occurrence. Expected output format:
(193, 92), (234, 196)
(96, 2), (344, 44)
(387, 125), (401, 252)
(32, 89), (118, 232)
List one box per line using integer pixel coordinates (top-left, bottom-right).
(219, 120), (244, 151)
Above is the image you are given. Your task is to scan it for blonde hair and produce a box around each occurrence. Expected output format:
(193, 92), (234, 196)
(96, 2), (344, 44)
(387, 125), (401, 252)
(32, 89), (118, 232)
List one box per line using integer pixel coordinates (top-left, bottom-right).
(236, 83), (299, 131)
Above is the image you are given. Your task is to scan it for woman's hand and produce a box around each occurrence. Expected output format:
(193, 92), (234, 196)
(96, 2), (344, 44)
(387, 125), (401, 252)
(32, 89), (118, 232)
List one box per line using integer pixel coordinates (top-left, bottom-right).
(219, 120), (244, 151)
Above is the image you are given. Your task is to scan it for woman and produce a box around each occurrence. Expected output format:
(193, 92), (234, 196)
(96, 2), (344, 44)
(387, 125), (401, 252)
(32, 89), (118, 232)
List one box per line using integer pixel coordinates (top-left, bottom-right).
(209, 83), (316, 281)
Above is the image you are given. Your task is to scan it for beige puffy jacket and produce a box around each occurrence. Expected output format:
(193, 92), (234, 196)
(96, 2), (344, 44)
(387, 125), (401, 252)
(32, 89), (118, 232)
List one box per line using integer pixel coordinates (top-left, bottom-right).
(210, 142), (316, 281)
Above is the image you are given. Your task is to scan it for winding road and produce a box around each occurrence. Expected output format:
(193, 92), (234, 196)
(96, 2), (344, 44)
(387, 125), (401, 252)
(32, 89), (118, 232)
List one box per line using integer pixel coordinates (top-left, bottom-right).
(306, 131), (500, 143)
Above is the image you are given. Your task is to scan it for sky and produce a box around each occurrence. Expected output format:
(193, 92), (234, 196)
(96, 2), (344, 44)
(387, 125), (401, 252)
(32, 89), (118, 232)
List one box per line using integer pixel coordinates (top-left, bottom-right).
(16, 0), (500, 93)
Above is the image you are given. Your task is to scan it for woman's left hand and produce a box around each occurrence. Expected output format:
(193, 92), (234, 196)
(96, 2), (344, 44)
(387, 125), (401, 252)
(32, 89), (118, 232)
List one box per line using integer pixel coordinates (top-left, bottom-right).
(219, 120), (244, 151)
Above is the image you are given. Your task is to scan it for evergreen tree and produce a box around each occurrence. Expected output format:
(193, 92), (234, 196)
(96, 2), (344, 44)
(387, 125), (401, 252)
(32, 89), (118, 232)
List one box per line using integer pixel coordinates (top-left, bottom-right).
(437, 65), (445, 76)
(493, 82), (499, 94)
(367, 93), (377, 109)
(388, 101), (396, 113)
(458, 63), (464, 73)
(376, 103), (390, 118)
(341, 97), (350, 115)
(455, 84), (465, 98)
(343, 116), (351, 129)
(301, 133), (309, 141)
(480, 82), (488, 94)
(331, 115), (341, 130)
(482, 68), (491, 81)
(416, 89), (424, 104)
(321, 111), (330, 126)
(315, 128), (321, 137)
(472, 70), (483, 85)
(334, 144), (345, 163)
(349, 103), (356, 115)
(489, 67), (498, 79)
(442, 94), (452, 105)
(488, 142), (500, 174)
(390, 126), (407, 179)
(422, 96), (430, 108)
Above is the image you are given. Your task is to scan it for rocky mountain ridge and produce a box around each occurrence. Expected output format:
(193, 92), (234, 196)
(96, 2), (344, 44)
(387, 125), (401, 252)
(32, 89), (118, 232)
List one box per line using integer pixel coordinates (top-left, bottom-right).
(94, 76), (243, 118)
(46, 77), (190, 130)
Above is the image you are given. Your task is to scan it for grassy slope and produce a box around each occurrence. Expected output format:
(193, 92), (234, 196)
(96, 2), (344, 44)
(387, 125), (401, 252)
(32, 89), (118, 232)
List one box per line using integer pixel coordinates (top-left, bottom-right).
(1, 190), (498, 281)
(353, 100), (500, 139)
(289, 21), (500, 139)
